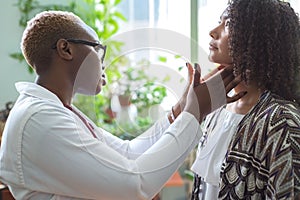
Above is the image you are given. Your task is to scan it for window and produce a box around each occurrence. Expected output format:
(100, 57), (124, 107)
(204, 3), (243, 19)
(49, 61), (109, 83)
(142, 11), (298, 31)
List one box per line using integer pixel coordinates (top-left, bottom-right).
(115, 0), (193, 110)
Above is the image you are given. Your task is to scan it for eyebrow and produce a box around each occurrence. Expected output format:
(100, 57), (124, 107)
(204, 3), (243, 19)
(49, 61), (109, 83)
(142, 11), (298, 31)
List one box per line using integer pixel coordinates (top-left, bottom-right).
(220, 13), (229, 21)
(220, 8), (230, 20)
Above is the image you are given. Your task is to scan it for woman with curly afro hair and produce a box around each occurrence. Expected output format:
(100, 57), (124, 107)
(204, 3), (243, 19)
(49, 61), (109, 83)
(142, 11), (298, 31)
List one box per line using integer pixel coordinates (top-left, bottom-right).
(190, 0), (300, 199)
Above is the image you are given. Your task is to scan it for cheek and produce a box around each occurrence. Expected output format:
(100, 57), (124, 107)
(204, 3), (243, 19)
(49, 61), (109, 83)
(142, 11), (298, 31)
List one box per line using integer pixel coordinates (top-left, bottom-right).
(219, 37), (231, 59)
(220, 35), (230, 52)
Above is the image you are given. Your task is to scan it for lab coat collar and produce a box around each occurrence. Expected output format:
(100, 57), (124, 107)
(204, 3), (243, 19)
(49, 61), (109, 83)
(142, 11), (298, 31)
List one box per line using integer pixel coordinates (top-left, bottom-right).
(15, 82), (64, 106)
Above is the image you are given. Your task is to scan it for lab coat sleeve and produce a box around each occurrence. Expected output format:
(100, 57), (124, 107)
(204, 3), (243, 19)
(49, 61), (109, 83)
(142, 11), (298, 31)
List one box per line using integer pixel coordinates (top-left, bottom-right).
(99, 115), (171, 159)
(16, 108), (202, 199)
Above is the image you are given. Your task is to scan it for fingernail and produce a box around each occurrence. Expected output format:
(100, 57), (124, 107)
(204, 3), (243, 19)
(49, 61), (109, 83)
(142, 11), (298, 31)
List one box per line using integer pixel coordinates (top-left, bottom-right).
(194, 63), (198, 69)
(217, 65), (225, 70)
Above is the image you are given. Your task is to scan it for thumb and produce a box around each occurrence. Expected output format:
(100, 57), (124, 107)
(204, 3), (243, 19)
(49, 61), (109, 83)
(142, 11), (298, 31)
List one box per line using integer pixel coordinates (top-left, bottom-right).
(185, 63), (194, 84)
(193, 63), (201, 87)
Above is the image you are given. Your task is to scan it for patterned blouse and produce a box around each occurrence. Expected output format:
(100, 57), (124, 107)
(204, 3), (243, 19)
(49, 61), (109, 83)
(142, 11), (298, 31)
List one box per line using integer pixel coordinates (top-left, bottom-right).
(218, 91), (300, 199)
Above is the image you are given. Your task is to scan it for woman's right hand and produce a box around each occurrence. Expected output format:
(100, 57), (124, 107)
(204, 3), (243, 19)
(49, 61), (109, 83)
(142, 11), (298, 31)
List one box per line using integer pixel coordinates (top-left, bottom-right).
(167, 63), (194, 123)
(184, 65), (246, 122)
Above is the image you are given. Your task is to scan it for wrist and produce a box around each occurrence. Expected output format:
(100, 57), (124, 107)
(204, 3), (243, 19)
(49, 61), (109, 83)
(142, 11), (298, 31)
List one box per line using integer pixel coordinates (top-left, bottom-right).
(173, 101), (183, 117)
(183, 106), (203, 122)
(168, 106), (177, 123)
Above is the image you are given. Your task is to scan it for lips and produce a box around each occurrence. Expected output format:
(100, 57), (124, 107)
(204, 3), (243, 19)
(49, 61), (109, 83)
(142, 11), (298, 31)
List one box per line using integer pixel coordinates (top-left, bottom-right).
(209, 43), (218, 50)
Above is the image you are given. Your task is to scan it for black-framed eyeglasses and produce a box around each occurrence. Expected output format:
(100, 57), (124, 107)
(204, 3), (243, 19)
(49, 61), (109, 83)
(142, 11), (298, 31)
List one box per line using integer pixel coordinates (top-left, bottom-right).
(52, 39), (107, 64)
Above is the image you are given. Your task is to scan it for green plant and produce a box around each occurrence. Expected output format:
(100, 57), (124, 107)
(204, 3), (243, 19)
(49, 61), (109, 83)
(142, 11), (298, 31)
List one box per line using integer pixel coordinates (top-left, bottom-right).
(110, 57), (156, 96)
(132, 83), (167, 110)
(96, 56), (169, 136)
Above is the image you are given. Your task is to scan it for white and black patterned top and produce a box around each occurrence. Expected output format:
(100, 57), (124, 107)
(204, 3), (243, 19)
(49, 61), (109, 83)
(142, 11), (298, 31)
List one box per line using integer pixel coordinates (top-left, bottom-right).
(219, 91), (300, 199)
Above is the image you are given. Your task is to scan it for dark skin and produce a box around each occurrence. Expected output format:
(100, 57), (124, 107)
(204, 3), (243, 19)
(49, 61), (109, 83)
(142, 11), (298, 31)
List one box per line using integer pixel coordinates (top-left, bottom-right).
(36, 22), (100, 107)
(227, 83), (263, 115)
(209, 11), (264, 115)
(184, 63), (245, 122)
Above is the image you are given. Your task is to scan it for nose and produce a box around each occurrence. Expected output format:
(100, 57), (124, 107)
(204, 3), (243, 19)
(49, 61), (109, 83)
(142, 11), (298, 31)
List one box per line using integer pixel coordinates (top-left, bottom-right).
(209, 26), (219, 39)
(209, 29), (217, 39)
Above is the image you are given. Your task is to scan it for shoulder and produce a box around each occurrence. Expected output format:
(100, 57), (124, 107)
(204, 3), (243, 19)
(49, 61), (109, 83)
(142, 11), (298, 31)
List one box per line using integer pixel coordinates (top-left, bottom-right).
(268, 93), (300, 125)
(236, 92), (299, 140)
(6, 93), (74, 135)
(246, 91), (299, 124)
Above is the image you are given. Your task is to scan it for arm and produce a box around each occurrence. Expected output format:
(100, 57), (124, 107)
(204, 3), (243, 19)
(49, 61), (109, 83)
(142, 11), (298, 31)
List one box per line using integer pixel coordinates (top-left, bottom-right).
(13, 65), (243, 199)
(99, 115), (170, 160)
(21, 108), (201, 200)
(100, 63), (195, 159)
(101, 63), (227, 160)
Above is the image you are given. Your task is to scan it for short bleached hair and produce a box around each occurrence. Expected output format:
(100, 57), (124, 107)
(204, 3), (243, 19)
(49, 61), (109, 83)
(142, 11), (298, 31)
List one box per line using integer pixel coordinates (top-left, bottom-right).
(21, 11), (85, 72)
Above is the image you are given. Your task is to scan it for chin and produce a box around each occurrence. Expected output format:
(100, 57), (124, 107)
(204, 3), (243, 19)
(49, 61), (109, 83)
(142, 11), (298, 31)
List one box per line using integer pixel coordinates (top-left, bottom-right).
(208, 56), (219, 64)
(208, 55), (216, 63)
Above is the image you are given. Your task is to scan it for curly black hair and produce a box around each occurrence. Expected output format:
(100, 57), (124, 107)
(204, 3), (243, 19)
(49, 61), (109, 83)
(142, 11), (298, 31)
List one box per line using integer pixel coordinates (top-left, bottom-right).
(227, 0), (300, 105)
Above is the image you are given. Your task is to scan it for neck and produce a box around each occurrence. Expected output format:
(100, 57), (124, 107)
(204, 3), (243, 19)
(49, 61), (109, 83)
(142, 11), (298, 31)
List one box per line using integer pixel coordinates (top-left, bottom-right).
(227, 82), (264, 115)
(36, 73), (74, 106)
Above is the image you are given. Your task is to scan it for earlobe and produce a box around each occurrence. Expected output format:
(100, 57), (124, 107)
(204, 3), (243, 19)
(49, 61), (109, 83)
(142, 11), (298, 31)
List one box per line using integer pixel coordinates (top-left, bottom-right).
(56, 39), (73, 60)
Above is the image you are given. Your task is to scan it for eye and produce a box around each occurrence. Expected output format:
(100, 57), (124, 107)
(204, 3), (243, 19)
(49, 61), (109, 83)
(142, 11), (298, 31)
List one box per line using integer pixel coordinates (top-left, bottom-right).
(225, 19), (230, 27)
(224, 19), (231, 32)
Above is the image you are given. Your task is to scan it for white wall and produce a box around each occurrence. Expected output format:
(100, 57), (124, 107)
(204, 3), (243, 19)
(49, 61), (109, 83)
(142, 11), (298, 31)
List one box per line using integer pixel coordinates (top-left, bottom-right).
(0, 0), (35, 109)
(290, 0), (300, 13)
(0, 0), (70, 110)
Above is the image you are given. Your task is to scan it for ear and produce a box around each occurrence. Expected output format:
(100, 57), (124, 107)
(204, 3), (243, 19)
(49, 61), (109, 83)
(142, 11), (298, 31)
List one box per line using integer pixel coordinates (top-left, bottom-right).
(55, 39), (73, 60)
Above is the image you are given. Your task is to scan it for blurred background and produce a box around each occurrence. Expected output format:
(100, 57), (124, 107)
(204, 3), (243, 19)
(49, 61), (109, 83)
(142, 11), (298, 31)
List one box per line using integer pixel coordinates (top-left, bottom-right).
(0, 0), (299, 199)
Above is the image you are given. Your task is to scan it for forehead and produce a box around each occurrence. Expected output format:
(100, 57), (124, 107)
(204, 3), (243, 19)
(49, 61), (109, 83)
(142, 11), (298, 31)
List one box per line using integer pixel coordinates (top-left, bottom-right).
(79, 21), (99, 41)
